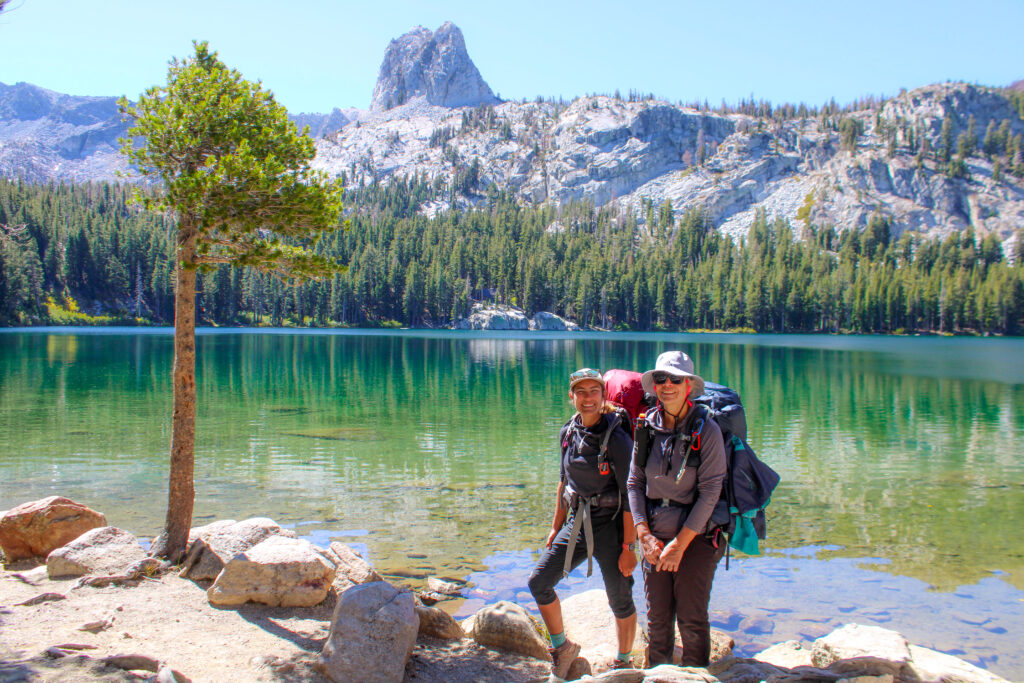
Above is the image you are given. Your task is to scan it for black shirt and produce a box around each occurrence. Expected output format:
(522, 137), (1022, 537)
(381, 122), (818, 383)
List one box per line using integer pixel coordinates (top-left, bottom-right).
(559, 411), (633, 500)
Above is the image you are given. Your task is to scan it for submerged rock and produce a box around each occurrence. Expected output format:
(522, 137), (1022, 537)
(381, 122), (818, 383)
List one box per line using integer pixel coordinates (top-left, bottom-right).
(0, 496), (107, 562)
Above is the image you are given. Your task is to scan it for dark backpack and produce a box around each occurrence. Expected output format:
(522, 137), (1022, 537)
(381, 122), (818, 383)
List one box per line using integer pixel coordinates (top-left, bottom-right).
(633, 381), (780, 567)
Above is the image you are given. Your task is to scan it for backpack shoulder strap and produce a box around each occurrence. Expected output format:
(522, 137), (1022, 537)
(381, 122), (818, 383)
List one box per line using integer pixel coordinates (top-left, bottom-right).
(632, 409), (655, 470)
(596, 411), (620, 476)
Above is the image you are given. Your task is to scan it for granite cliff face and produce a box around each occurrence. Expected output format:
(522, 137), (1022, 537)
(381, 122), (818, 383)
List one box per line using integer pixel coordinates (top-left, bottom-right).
(313, 81), (1024, 243)
(1, 28), (1022, 246)
(369, 22), (497, 111)
(0, 82), (130, 182)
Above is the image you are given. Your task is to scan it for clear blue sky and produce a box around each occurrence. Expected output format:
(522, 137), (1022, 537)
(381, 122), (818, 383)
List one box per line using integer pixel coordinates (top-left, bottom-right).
(1, 0), (1021, 114)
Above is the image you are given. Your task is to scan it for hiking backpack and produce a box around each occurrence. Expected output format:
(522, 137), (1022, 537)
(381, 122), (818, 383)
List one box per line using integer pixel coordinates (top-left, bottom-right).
(633, 381), (780, 567)
(603, 369), (657, 436)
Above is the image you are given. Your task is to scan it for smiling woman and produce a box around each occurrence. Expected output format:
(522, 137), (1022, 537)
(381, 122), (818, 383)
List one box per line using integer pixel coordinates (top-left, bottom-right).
(527, 367), (638, 675)
(630, 350), (726, 667)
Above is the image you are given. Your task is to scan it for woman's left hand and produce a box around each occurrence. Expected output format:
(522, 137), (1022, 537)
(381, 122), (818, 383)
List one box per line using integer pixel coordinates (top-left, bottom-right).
(655, 537), (687, 572)
(618, 547), (637, 577)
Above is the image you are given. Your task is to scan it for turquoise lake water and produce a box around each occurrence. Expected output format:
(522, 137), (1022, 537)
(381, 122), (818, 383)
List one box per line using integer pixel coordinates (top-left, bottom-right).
(1, 329), (1022, 678)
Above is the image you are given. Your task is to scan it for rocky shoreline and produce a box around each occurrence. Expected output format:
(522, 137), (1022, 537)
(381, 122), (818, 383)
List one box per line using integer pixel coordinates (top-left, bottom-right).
(0, 497), (1010, 682)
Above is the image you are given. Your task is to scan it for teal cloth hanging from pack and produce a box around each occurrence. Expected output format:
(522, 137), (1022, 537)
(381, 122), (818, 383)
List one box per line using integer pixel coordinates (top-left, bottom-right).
(729, 506), (760, 555)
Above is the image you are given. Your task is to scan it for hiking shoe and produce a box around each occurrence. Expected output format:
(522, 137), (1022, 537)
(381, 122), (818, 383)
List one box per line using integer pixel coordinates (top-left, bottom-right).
(610, 656), (636, 670)
(548, 638), (581, 680)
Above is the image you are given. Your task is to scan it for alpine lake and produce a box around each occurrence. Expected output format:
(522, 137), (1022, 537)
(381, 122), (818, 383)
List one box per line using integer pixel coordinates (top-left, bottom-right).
(1, 329), (1022, 679)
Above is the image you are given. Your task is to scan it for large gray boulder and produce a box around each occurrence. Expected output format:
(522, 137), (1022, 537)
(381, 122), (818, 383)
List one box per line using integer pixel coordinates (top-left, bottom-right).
(472, 601), (551, 661)
(182, 517), (289, 581)
(0, 496), (107, 562)
(812, 624), (911, 677)
(562, 589), (646, 670)
(207, 535), (335, 607)
(370, 22), (498, 112)
(530, 311), (581, 331)
(46, 526), (146, 578)
(318, 581), (418, 683)
(753, 639), (814, 669)
(454, 303), (530, 330)
(904, 643), (1010, 682)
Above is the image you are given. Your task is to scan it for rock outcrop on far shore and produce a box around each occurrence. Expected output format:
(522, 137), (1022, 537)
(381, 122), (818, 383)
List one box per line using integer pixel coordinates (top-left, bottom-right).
(454, 303), (581, 330)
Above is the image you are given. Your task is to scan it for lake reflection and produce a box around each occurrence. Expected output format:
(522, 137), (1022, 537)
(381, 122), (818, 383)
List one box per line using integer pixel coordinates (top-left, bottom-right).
(1, 329), (1022, 678)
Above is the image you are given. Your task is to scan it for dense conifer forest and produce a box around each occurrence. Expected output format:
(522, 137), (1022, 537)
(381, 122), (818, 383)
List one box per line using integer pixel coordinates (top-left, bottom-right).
(1, 176), (1022, 334)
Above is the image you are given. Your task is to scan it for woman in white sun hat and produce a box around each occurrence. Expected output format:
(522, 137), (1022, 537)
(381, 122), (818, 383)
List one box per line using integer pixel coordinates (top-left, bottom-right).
(627, 350), (726, 667)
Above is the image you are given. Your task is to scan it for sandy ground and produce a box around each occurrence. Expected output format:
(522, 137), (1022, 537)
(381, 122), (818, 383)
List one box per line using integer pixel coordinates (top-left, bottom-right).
(0, 561), (550, 683)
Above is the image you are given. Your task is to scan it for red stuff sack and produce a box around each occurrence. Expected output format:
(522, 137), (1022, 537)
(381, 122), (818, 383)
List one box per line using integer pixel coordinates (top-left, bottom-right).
(603, 369), (647, 434)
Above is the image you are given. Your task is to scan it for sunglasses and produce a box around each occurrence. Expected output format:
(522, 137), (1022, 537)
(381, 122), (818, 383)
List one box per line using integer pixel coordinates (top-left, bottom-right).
(570, 368), (602, 383)
(652, 372), (688, 385)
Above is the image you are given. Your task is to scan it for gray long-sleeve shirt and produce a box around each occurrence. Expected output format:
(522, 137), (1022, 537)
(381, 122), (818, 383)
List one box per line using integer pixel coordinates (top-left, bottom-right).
(627, 405), (726, 540)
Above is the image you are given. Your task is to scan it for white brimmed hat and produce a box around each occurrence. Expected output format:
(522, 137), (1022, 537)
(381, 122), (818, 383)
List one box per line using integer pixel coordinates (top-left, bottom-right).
(640, 351), (705, 398)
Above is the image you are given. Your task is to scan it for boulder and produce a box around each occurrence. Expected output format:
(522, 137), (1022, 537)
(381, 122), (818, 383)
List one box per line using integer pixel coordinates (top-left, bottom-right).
(0, 496), (106, 561)
(207, 536), (335, 607)
(46, 526), (147, 578)
(318, 581), (418, 683)
(426, 576), (464, 595)
(453, 303), (530, 330)
(472, 601), (551, 661)
(530, 311), (581, 331)
(415, 604), (464, 640)
(562, 589), (646, 670)
(753, 639), (814, 669)
(319, 541), (382, 594)
(708, 655), (787, 682)
(904, 644), (1010, 683)
(812, 624), (911, 677)
(637, 664), (719, 682)
(182, 517), (285, 581)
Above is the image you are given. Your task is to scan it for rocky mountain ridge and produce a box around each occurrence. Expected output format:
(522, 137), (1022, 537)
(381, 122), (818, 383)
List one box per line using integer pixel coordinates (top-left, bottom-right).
(1, 22), (1022, 245)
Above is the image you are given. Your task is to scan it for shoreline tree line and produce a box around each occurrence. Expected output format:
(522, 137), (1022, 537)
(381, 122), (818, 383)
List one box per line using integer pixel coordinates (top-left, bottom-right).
(1, 175), (1022, 335)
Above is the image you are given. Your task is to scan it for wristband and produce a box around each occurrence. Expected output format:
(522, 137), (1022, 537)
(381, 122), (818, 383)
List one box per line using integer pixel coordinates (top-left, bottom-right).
(622, 542), (637, 551)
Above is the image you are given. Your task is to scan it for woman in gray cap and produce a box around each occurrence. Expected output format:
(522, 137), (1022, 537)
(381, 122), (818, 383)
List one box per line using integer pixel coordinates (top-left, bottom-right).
(528, 367), (638, 677)
(627, 351), (726, 667)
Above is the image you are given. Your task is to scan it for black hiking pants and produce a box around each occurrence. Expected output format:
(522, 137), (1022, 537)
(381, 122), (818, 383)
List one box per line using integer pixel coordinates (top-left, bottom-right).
(643, 532), (724, 667)
(528, 507), (636, 619)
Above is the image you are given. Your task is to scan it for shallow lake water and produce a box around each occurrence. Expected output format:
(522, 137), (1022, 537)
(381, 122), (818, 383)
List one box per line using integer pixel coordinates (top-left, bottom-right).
(1, 329), (1022, 678)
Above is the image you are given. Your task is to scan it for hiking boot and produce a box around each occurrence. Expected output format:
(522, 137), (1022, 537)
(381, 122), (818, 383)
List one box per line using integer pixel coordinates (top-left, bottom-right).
(610, 656), (636, 670)
(548, 638), (581, 680)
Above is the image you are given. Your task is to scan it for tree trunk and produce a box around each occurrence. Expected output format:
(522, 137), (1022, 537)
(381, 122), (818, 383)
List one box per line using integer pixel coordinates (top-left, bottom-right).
(150, 229), (197, 562)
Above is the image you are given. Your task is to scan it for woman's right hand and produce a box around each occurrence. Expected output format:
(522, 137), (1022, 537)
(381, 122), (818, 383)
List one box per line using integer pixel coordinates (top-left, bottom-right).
(638, 530), (663, 564)
(545, 527), (560, 549)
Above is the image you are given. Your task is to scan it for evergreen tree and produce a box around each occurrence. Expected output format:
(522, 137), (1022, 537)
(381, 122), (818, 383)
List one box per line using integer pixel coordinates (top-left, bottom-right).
(119, 42), (345, 561)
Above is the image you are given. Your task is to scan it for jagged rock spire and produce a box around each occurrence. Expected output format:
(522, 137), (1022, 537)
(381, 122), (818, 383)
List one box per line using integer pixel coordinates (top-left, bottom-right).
(370, 22), (498, 111)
